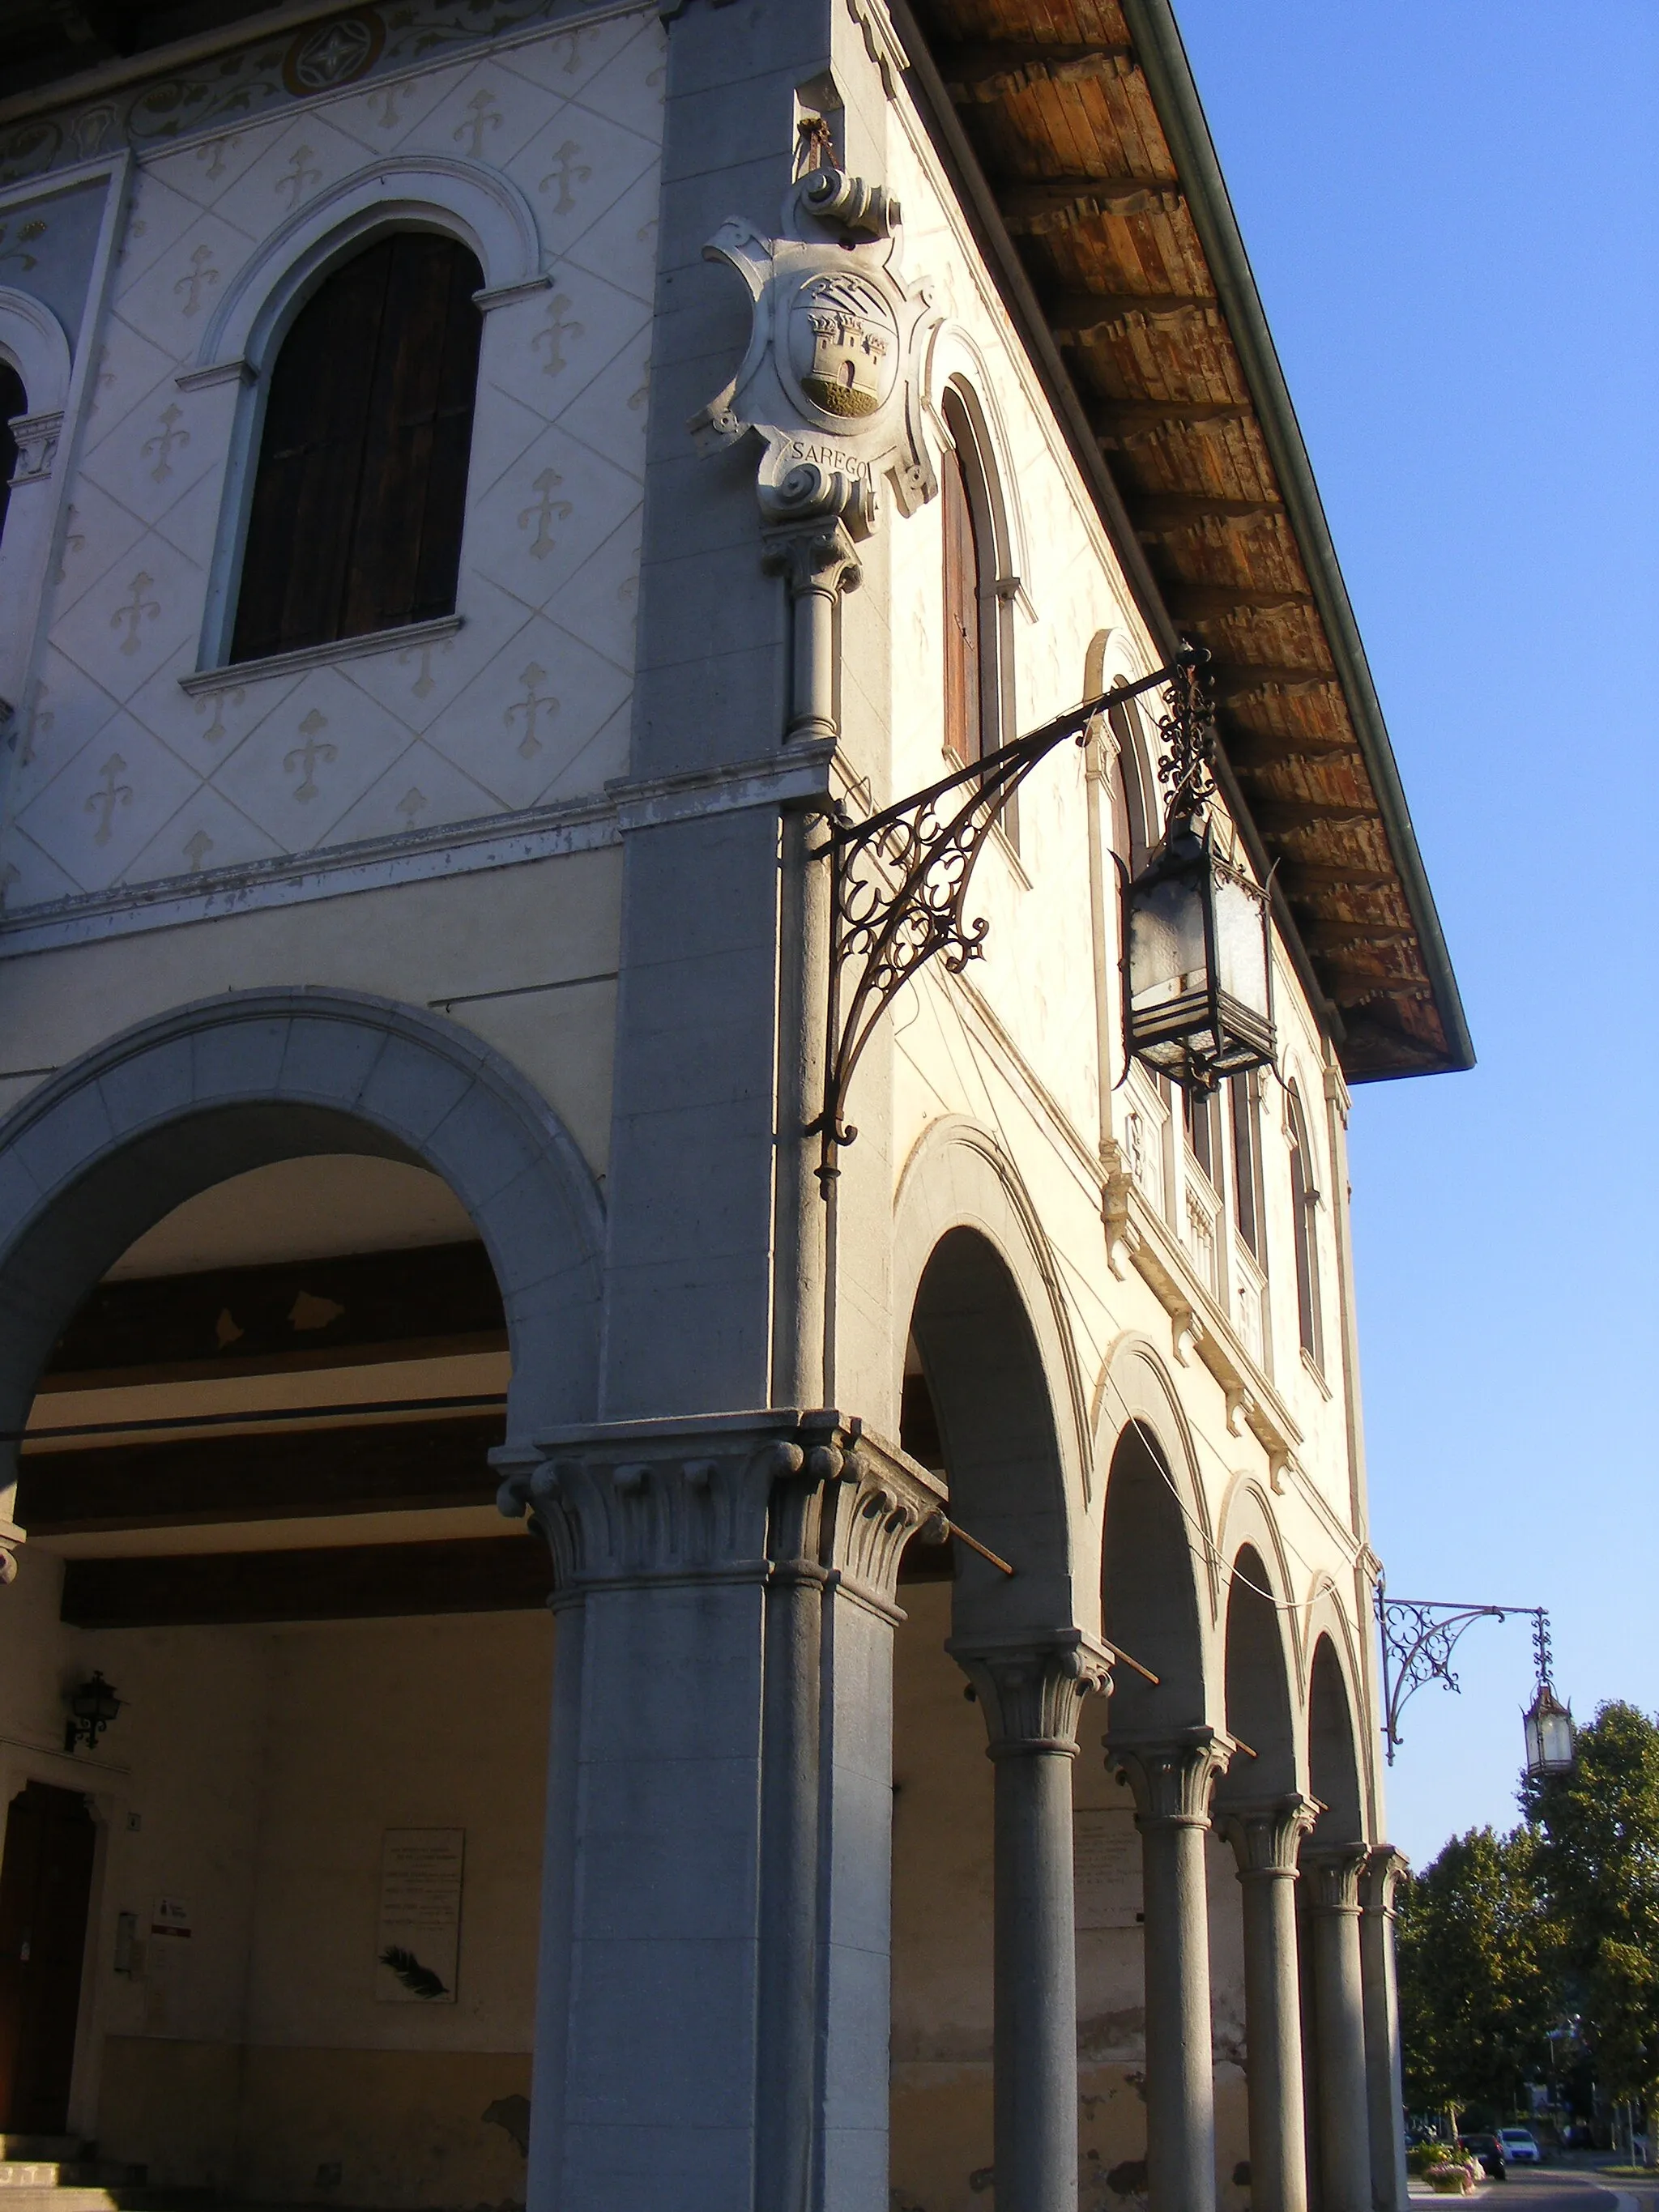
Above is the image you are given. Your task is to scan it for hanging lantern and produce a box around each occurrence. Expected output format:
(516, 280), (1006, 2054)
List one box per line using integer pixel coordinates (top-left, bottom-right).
(64, 1669), (123, 1754)
(1121, 646), (1275, 1090)
(1524, 1681), (1575, 1779)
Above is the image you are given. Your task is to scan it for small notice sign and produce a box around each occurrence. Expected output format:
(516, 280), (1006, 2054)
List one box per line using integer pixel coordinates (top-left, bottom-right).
(376, 1829), (464, 2003)
(1074, 1805), (1142, 1929)
(151, 1895), (192, 1939)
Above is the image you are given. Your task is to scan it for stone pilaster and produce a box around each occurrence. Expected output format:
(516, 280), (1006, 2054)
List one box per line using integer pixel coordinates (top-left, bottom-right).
(1303, 1844), (1373, 2212)
(497, 1410), (942, 2212)
(761, 518), (863, 742)
(949, 1634), (1111, 2212)
(1220, 1798), (1320, 2212)
(1360, 1847), (1410, 2212)
(1111, 1731), (1234, 2212)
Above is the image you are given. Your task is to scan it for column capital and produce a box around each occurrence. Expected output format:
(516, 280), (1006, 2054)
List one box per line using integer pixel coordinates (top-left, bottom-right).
(759, 517), (863, 600)
(1302, 1840), (1370, 1913)
(947, 1630), (1113, 1758)
(1108, 1727), (1234, 1828)
(1218, 1793), (1320, 1878)
(495, 1409), (945, 1613)
(1360, 1843), (1410, 1916)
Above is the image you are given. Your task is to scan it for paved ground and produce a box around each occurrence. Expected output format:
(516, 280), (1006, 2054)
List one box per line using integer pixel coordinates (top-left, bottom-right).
(1411, 2170), (1659, 2212)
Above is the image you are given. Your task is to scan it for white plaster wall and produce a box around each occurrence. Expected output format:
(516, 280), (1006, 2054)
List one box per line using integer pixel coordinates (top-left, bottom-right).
(1, 2), (663, 910)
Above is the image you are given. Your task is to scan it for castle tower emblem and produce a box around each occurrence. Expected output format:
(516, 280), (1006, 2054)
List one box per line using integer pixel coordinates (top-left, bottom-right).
(798, 275), (892, 419)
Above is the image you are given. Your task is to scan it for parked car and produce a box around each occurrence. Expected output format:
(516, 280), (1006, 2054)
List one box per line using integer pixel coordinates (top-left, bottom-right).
(1497, 2129), (1542, 2165)
(1458, 2134), (1508, 2179)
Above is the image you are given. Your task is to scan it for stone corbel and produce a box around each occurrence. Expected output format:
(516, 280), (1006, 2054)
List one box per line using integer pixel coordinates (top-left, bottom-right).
(0, 1516), (21, 1587)
(1101, 1149), (1141, 1281)
(1225, 1383), (1256, 1438)
(1171, 1302), (1203, 1366)
(8, 410), (62, 484)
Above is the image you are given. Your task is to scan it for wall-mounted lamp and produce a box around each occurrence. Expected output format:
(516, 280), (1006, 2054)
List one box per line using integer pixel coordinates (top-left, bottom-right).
(64, 1669), (122, 1754)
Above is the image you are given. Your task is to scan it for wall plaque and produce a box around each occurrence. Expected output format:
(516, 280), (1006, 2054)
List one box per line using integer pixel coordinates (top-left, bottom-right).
(376, 1828), (463, 2002)
(1074, 1805), (1142, 1930)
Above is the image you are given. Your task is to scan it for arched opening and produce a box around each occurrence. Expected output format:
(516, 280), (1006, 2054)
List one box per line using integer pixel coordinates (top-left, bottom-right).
(889, 1224), (1073, 2206)
(939, 386), (1013, 774)
(1306, 1634), (1363, 1848)
(230, 231), (484, 663)
(0, 995), (599, 2183)
(0, 359), (24, 552)
(1286, 1085), (1324, 1371)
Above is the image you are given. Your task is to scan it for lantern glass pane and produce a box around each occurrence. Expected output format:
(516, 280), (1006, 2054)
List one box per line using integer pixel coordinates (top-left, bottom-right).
(1213, 865), (1270, 1025)
(1128, 867), (1207, 1021)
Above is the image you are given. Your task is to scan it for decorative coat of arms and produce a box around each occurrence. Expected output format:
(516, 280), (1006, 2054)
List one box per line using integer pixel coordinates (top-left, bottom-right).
(692, 167), (938, 540)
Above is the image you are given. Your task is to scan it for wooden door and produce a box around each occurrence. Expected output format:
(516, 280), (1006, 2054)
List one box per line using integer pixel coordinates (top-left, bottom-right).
(0, 1782), (96, 2133)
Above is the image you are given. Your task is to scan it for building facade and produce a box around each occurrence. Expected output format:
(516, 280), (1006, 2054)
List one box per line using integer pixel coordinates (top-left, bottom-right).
(0, 3), (1469, 2210)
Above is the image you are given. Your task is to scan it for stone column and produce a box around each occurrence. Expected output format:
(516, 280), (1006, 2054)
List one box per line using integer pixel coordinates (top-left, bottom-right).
(1111, 1731), (1234, 2212)
(1360, 1848), (1410, 2212)
(1220, 1797), (1320, 2212)
(950, 1632), (1112, 2212)
(761, 519), (863, 742)
(1303, 1845), (1373, 2212)
(498, 1411), (942, 2212)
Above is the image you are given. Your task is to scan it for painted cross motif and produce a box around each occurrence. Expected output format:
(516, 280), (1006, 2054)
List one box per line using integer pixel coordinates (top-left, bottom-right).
(284, 709), (336, 799)
(0, 217), (47, 275)
(504, 664), (558, 759)
(538, 141), (591, 215)
(518, 467), (572, 560)
(399, 639), (450, 699)
(194, 685), (244, 743)
(88, 347), (115, 416)
(196, 137), (232, 181)
(184, 828), (214, 871)
(531, 294), (582, 380)
(173, 244), (220, 316)
(552, 25), (599, 74)
(396, 786), (429, 826)
(452, 91), (501, 158)
(111, 573), (161, 655)
(143, 403), (190, 484)
(20, 680), (52, 766)
(55, 509), (84, 584)
(84, 752), (134, 846)
(275, 145), (322, 211)
(368, 82), (404, 130)
(629, 373), (650, 414)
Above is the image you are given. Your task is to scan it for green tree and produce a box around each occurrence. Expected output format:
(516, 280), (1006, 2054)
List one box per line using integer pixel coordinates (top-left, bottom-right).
(1526, 1702), (1659, 2125)
(1396, 1824), (1559, 2118)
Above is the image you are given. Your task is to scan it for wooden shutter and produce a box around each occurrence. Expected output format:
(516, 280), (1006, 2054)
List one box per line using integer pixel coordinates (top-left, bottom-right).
(232, 232), (484, 664)
(0, 362), (25, 554)
(940, 433), (982, 762)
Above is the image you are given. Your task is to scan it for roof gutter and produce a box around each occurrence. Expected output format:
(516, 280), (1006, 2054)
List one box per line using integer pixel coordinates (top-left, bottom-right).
(1120, 0), (1473, 1075)
(887, 0), (1341, 1046)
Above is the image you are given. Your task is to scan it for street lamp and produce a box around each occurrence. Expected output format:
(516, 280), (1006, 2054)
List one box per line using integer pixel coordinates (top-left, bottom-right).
(1523, 1613), (1575, 1779)
(1122, 649), (1275, 1092)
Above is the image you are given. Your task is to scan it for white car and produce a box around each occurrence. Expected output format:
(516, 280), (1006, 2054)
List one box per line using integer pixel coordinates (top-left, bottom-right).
(1498, 2130), (1542, 2165)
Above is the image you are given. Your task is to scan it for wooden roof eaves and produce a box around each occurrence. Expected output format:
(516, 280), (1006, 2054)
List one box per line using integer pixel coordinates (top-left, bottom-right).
(1119, 0), (1473, 1079)
(888, 0), (1345, 1058)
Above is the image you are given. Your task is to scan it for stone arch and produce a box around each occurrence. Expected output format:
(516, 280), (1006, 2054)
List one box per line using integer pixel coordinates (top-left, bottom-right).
(892, 1117), (1088, 1637)
(195, 155), (544, 373)
(1306, 1630), (1366, 1845)
(1216, 1540), (1299, 1803)
(921, 325), (1031, 618)
(1096, 1336), (1214, 1734)
(0, 287), (73, 412)
(0, 988), (603, 1514)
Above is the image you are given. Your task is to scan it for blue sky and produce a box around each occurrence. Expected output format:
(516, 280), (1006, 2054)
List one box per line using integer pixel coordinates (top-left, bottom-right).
(1170, 1), (1659, 1865)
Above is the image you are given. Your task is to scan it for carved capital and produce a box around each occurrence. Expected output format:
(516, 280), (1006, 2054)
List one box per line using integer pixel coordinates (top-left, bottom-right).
(1303, 1841), (1369, 1913)
(495, 1410), (944, 1611)
(948, 1630), (1112, 1758)
(760, 518), (863, 602)
(8, 409), (62, 484)
(1218, 1794), (1320, 1879)
(1360, 1842), (1410, 1916)
(0, 1515), (21, 1588)
(1110, 1728), (1233, 1829)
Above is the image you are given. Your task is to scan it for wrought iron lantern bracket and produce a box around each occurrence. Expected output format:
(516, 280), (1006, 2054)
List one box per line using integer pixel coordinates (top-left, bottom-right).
(1374, 1576), (1553, 1764)
(806, 648), (1208, 1192)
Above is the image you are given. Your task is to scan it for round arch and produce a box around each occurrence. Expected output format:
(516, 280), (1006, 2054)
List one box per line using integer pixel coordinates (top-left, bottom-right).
(0, 988), (603, 1492)
(1216, 1541), (1299, 1802)
(0, 287), (73, 412)
(891, 1117), (1088, 1635)
(196, 155), (544, 373)
(1305, 1630), (1366, 1844)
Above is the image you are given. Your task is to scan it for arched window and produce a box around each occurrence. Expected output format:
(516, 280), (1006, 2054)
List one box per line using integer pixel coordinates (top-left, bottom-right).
(231, 231), (484, 665)
(1287, 1084), (1323, 1366)
(1107, 682), (1153, 873)
(939, 387), (1007, 765)
(0, 360), (24, 552)
(1229, 1072), (1262, 1260)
